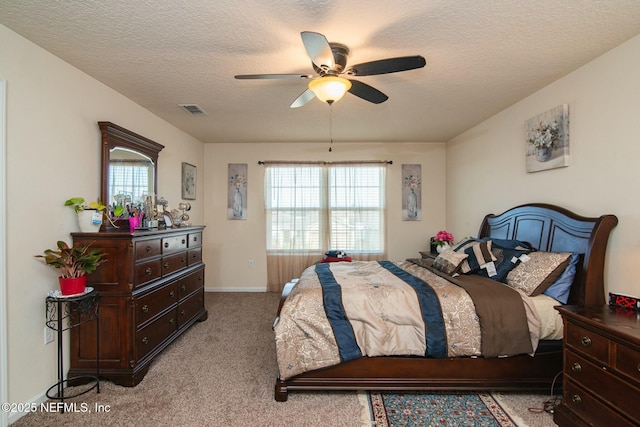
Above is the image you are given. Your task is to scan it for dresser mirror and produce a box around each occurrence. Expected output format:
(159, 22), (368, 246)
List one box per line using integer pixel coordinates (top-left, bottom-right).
(99, 121), (164, 210)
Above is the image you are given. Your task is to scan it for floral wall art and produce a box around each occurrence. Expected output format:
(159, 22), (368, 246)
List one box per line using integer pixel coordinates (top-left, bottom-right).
(228, 163), (247, 220)
(525, 104), (570, 172)
(402, 164), (421, 221)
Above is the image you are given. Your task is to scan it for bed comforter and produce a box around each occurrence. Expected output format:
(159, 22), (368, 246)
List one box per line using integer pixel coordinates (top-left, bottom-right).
(274, 260), (542, 380)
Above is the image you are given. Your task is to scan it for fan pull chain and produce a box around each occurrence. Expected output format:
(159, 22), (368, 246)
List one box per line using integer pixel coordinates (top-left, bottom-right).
(329, 104), (333, 152)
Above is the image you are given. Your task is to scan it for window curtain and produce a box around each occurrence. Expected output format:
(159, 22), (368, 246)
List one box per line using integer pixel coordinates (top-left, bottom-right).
(264, 163), (386, 292)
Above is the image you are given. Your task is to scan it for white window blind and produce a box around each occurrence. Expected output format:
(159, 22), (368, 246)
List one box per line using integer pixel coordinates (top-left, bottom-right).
(265, 164), (385, 254)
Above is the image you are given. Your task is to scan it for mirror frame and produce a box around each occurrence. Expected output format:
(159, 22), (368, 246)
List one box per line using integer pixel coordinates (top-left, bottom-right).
(99, 121), (164, 207)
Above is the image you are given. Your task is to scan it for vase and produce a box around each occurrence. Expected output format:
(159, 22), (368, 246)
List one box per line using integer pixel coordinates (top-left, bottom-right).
(436, 243), (450, 254)
(233, 188), (243, 217)
(536, 146), (552, 162)
(407, 188), (418, 219)
(77, 210), (102, 233)
(58, 276), (87, 296)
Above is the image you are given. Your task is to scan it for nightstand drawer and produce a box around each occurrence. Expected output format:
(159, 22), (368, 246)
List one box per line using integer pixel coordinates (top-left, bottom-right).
(563, 379), (636, 427)
(565, 349), (640, 420)
(615, 343), (640, 383)
(565, 322), (609, 363)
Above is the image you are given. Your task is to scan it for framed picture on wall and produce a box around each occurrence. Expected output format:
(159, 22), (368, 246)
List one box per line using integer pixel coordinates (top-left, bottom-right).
(402, 164), (421, 221)
(228, 163), (247, 220)
(182, 162), (196, 200)
(525, 104), (570, 173)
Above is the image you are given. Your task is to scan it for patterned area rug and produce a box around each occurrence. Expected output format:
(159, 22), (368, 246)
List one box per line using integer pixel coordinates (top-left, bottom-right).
(361, 391), (517, 427)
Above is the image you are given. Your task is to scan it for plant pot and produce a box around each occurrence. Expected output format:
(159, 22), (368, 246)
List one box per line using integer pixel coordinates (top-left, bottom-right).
(77, 210), (102, 233)
(58, 276), (87, 296)
(436, 243), (450, 254)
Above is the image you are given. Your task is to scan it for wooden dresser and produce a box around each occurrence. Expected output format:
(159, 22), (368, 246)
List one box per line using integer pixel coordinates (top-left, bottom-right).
(68, 226), (207, 386)
(555, 305), (640, 427)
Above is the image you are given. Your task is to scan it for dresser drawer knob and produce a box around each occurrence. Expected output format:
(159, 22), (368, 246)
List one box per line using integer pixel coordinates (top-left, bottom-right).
(193, 236), (198, 242)
(169, 318), (174, 324)
(581, 336), (592, 347)
(182, 239), (186, 244)
(145, 267), (152, 276)
(180, 310), (185, 316)
(146, 245), (152, 252)
(181, 257), (186, 263)
(164, 262), (169, 269)
(142, 304), (149, 313)
(571, 394), (582, 405)
(181, 284), (186, 292)
(169, 290), (175, 297)
(571, 362), (582, 373)
(142, 337), (149, 345)
(164, 242), (169, 248)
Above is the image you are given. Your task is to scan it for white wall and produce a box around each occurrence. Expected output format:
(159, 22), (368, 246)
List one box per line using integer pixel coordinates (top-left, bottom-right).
(447, 33), (640, 298)
(203, 142), (446, 291)
(0, 24), (205, 412)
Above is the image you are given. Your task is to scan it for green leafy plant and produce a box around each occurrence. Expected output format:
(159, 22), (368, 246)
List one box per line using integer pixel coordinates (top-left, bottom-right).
(35, 240), (106, 278)
(65, 197), (125, 227)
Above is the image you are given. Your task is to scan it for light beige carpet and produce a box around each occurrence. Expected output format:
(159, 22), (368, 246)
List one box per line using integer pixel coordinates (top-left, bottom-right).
(12, 292), (558, 427)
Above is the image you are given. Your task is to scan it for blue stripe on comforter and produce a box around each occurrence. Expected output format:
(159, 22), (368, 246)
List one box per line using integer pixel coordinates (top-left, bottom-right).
(378, 261), (447, 358)
(315, 263), (363, 362)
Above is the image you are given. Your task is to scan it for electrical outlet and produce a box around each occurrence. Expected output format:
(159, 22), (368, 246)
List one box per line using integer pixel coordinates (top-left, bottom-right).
(248, 259), (254, 269)
(44, 326), (54, 345)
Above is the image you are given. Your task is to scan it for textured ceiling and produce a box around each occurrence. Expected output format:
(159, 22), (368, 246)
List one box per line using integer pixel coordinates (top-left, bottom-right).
(2, 0), (640, 143)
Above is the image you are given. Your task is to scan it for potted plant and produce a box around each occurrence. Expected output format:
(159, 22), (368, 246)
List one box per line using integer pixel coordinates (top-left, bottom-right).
(65, 197), (124, 231)
(35, 240), (106, 295)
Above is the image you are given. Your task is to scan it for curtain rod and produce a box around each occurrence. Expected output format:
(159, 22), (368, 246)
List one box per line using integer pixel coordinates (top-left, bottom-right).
(258, 160), (392, 165)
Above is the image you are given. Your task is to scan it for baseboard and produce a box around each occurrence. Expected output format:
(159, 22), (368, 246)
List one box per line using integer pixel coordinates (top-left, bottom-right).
(205, 287), (267, 293)
(7, 386), (49, 425)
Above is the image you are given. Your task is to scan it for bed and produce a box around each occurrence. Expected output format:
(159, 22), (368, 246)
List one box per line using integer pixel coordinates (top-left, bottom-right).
(272, 203), (618, 401)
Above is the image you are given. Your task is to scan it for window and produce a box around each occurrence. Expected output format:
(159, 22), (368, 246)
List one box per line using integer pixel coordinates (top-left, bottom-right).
(265, 164), (385, 254)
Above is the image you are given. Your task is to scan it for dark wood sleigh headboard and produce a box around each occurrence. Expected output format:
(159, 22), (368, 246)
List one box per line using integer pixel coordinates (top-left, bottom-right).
(478, 203), (618, 306)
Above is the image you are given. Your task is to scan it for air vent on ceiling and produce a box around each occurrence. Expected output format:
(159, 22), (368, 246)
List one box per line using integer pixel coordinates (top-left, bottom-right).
(179, 104), (207, 115)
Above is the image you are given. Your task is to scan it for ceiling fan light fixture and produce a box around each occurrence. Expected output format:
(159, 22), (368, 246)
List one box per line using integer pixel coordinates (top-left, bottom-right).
(308, 76), (352, 104)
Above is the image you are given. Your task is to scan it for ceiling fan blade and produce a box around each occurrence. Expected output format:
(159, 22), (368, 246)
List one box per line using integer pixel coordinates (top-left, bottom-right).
(234, 74), (313, 79)
(346, 56), (426, 76)
(348, 79), (388, 104)
(300, 31), (334, 70)
(290, 88), (316, 108)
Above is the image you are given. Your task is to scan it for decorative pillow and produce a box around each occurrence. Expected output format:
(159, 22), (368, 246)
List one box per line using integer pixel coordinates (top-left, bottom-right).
(453, 237), (479, 252)
(460, 241), (497, 274)
(506, 251), (572, 296)
(432, 249), (469, 275)
(543, 252), (580, 303)
(479, 237), (534, 251)
(474, 244), (531, 282)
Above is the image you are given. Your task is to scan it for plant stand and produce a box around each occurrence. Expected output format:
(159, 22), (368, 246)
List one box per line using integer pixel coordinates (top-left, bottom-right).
(45, 288), (100, 412)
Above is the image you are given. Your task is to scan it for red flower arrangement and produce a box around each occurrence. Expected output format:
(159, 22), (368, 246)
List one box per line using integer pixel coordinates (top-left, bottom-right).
(434, 230), (454, 246)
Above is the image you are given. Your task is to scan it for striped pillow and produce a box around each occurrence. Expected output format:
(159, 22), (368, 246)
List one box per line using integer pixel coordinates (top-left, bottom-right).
(460, 240), (497, 274)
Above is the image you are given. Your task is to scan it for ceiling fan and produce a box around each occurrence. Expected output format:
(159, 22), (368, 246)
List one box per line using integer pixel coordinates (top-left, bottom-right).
(234, 31), (426, 108)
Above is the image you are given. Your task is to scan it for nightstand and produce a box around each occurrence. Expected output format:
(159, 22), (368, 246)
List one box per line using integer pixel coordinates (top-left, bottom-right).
(554, 305), (640, 427)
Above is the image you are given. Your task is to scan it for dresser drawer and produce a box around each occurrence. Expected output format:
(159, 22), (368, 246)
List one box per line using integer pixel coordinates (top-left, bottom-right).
(162, 252), (187, 276)
(565, 322), (609, 363)
(162, 235), (188, 254)
(563, 379), (636, 427)
(178, 289), (204, 328)
(136, 308), (178, 362)
(134, 259), (162, 287)
(188, 232), (202, 247)
(615, 343), (640, 383)
(136, 282), (178, 327)
(187, 247), (202, 265)
(178, 267), (204, 299)
(134, 238), (161, 261)
(565, 350), (640, 420)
